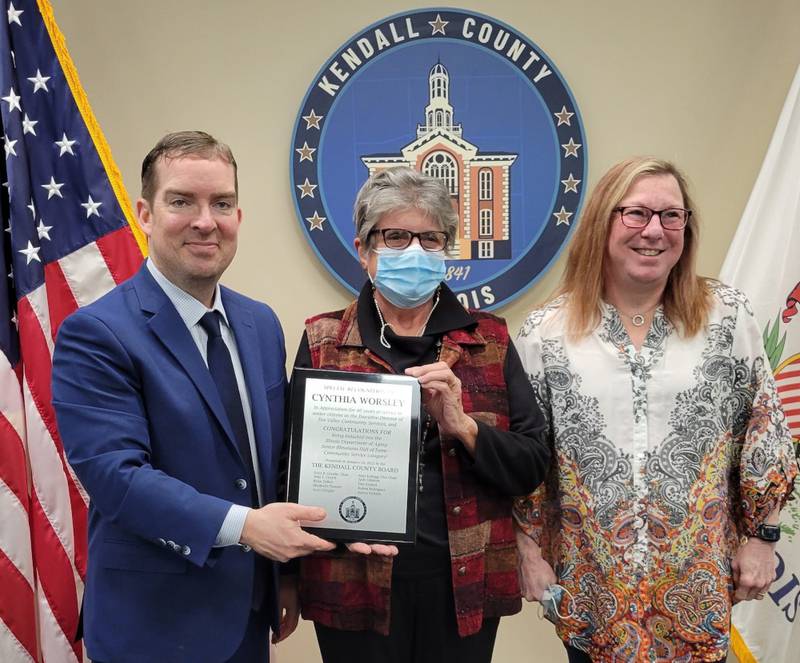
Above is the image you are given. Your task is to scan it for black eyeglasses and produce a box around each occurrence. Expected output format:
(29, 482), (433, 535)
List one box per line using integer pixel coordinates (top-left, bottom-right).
(614, 206), (691, 230)
(368, 227), (448, 251)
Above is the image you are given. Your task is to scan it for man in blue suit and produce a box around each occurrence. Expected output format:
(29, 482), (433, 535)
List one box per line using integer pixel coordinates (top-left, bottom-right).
(52, 131), (336, 662)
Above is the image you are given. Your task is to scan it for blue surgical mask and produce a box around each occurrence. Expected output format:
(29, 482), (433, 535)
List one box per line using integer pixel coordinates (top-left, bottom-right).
(539, 584), (576, 623)
(371, 245), (446, 309)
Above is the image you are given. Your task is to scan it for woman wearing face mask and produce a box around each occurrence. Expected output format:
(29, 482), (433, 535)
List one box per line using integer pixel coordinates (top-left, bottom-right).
(513, 157), (797, 662)
(281, 167), (551, 663)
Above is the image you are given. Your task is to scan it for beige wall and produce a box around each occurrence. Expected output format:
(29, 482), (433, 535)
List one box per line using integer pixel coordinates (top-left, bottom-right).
(50, 1), (800, 661)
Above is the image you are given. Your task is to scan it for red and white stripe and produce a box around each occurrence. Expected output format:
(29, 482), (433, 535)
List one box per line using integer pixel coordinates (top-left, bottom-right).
(0, 227), (141, 662)
(0, 348), (36, 663)
(776, 353), (800, 439)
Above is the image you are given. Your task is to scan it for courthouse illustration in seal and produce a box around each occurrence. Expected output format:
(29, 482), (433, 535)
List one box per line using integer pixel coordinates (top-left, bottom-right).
(362, 62), (517, 261)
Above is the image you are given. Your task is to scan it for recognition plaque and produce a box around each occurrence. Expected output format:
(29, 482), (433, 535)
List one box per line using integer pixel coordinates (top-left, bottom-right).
(287, 368), (421, 543)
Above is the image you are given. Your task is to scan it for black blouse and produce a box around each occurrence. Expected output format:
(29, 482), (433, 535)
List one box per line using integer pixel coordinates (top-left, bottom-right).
(293, 282), (549, 576)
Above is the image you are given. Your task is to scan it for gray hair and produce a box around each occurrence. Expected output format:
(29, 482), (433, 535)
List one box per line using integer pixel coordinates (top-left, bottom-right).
(353, 167), (458, 250)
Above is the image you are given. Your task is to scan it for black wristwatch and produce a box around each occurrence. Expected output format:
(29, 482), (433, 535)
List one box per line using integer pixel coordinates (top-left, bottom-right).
(752, 524), (781, 542)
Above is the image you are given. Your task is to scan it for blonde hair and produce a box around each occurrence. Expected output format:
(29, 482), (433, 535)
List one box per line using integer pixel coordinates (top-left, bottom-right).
(559, 156), (710, 337)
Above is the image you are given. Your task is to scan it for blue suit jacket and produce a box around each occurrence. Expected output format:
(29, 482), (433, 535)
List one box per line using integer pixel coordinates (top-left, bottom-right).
(52, 265), (286, 663)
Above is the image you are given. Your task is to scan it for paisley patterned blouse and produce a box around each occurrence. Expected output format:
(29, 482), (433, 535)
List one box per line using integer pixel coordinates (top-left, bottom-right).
(513, 283), (797, 662)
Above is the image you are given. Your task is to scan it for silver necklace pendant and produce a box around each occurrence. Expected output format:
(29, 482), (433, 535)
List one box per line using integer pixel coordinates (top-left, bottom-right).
(631, 314), (646, 327)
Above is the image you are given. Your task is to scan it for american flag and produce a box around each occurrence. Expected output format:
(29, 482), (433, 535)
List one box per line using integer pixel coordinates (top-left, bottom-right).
(1, 1), (144, 660)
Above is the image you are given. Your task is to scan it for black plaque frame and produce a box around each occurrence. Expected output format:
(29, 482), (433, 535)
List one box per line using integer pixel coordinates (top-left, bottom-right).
(287, 368), (420, 543)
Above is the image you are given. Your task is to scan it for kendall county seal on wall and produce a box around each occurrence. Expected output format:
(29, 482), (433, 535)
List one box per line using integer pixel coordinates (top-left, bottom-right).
(291, 8), (587, 310)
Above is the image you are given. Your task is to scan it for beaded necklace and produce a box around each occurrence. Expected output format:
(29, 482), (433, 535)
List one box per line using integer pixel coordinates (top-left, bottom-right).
(371, 290), (444, 494)
(372, 288), (441, 349)
(417, 338), (443, 494)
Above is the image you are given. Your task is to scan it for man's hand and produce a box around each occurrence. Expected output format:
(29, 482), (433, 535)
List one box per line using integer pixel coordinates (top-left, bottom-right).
(516, 527), (556, 602)
(240, 503), (336, 562)
(345, 542), (399, 556)
(272, 575), (300, 644)
(732, 537), (777, 603)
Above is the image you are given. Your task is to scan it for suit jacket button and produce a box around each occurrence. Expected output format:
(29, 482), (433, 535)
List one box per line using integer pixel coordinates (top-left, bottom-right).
(167, 540), (178, 551)
(457, 566), (467, 576)
(235, 478), (248, 491)
(157, 538), (166, 547)
(452, 506), (462, 516)
(181, 545), (191, 556)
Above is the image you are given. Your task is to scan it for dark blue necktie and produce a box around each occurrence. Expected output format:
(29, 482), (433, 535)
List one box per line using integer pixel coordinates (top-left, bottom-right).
(199, 311), (258, 506)
(200, 311), (267, 611)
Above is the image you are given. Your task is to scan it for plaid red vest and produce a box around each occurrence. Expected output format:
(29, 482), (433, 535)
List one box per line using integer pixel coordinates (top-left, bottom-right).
(298, 300), (522, 636)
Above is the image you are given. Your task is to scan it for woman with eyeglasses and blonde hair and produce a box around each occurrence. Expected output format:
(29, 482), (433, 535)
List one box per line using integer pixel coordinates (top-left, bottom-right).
(277, 166), (551, 663)
(514, 156), (797, 662)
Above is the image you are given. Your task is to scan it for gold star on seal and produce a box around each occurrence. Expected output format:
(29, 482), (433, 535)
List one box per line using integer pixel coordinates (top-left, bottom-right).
(554, 106), (574, 126)
(302, 109), (324, 130)
(429, 14), (448, 35)
(561, 138), (581, 158)
(561, 174), (581, 193)
(306, 211), (326, 231)
(296, 178), (318, 198)
(296, 142), (316, 162)
(553, 206), (573, 226)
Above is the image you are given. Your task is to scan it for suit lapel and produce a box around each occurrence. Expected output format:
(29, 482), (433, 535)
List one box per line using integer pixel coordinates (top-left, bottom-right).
(133, 267), (239, 455)
(222, 292), (273, 483)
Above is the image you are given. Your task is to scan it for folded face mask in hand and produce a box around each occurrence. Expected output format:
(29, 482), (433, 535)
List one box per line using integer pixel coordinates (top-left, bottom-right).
(538, 584), (576, 623)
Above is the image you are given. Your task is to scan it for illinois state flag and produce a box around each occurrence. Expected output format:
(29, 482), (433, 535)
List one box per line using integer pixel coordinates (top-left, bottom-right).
(721, 64), (800, 663)
(1, 1), (144, 660)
